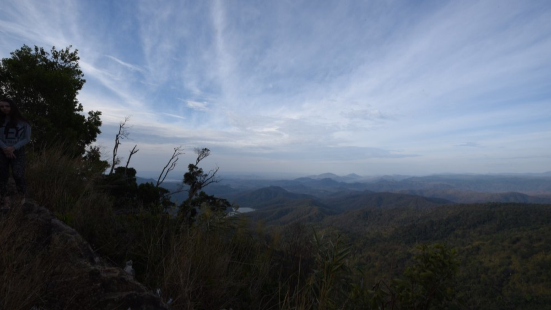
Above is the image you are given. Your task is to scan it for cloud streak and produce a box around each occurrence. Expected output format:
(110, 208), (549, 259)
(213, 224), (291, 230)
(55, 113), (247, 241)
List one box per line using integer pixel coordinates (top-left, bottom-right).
(1, 0), (550, 175)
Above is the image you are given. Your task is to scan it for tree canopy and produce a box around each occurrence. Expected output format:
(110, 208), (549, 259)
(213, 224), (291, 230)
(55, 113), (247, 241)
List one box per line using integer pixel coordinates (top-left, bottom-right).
(0, 45), (101, 155)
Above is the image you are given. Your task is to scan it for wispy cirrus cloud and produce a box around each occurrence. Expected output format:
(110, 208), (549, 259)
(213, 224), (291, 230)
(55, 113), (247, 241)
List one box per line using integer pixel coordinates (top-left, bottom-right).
(183, 100), (209, 112)
(105, 55), (146, 74)
(456, 142), (482, 148)
(1, 0), (550, 175)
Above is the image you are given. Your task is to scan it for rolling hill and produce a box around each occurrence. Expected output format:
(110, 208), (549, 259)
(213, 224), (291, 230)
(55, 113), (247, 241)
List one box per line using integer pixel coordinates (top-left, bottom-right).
(241, 198), (336, 226)
(229, 186), (317, 209)
(396, 188), (551, 204)
(320, 191), (452, 211)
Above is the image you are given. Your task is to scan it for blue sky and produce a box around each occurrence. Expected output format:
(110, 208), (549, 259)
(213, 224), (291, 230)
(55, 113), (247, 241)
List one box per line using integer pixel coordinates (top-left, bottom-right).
(1, 0), (550, 178)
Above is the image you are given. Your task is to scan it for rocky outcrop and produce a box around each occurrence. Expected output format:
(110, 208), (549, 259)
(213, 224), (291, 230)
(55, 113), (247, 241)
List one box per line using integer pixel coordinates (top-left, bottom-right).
(0, 201), (168, 310)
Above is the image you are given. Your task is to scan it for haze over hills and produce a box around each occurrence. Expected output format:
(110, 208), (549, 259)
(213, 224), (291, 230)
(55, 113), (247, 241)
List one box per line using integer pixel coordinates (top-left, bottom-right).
(306, 172), (371, 183)
(139, 172), (551, 208)
(231, 186), (315, 210)
(368, 174), (551, 193)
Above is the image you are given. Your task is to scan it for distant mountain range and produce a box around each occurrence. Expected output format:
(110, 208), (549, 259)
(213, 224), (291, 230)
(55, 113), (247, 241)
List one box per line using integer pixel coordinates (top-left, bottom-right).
(137, 172), (551, 209)
(221, 173), (551, 228)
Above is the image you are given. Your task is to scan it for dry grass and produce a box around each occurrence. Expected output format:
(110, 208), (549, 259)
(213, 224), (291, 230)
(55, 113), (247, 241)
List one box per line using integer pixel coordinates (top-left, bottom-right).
(133, 219), (274, 310)
(1, 146), (91, 308)
(25, 145), (100, 213)
(0, 208), (55, 310)
(25, 145), (118, 254)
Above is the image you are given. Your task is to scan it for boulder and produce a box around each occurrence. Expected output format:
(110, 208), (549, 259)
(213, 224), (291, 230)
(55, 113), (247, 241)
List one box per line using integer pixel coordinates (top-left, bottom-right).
(0, 201), (168, 310)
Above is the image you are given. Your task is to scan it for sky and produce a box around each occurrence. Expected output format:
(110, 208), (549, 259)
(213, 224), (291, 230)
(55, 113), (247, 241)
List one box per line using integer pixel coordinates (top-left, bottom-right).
(1, 0), (550, 178)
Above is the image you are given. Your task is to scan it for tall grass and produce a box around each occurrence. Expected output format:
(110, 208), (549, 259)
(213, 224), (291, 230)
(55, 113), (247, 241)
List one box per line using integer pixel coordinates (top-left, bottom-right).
(0, 207), (67, 310)
(124, 213), (277, 310)
(1, 145), (97, 308)
(26, 145), (118, 251)
(26, 145), (98, 212)
(0, 209), (43, 309)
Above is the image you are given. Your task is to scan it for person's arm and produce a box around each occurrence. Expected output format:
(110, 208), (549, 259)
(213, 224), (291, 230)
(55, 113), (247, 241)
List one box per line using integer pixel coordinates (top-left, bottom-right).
(13, 122), (31, 150)
(3, 147), (15, 158)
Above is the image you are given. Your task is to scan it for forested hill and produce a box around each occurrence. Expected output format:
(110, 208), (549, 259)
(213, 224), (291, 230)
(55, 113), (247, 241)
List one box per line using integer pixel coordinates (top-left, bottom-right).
(241, 198), (336, 226)
(396, 188), (551, 204)
(230, 186), (317, 209)
(349, 203), (551, 310)
(233, 187), (452, 227)
(320, 191), (451, 211)
(241, 201), (551, 309)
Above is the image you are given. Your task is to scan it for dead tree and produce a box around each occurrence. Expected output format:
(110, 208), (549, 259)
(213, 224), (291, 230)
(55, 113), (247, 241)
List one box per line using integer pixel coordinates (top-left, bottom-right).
(109, 117), (130, 175)
(156, 146), (184, 187)
(124, 145), (139, 176)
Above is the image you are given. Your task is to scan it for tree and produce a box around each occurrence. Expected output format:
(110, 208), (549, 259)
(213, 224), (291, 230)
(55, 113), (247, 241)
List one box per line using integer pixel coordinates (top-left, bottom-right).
(178, 148), (230, 224)
(137, 182), (173, 214)
(396, 244), (459, 310)
(183, 148), (219, 203)
(83, 145), (110, 174)
(359, 243), (460, 310)
(109, 117), (130, 175)
(156, 146), (183, 187)
(0, 45), (101, 155)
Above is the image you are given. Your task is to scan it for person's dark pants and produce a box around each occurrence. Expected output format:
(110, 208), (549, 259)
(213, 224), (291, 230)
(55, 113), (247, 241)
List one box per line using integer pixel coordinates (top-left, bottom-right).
(0, 148), (26, 197)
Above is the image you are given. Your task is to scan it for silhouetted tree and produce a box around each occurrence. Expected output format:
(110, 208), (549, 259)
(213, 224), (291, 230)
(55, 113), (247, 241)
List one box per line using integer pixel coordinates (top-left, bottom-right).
(0, 45), (101, 155)
(179, 148), (230, 223)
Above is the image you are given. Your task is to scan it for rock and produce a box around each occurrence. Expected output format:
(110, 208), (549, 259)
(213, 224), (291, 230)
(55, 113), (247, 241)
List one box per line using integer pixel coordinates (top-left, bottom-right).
(0, 201), (168, 310)
(124, 260), (135, 279)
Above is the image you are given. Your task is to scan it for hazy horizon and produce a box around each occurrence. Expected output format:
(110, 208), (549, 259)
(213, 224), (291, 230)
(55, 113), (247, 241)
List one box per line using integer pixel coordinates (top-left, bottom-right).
(1, 0), (550, 176)
(136, 169), (551, 182)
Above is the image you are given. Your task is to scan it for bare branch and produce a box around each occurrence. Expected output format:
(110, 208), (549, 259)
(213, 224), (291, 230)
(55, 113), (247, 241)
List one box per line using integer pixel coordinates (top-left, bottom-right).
(123, 145), (139, 176)
(168, 184), (186, 196)
(156, 146), (184, 187)
(200, 166), (220, 188)
(109, 117), (131, 175)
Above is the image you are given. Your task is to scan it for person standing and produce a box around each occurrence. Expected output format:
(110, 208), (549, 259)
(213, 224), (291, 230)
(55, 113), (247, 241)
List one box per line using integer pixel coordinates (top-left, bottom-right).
(0, 98), (31, 207)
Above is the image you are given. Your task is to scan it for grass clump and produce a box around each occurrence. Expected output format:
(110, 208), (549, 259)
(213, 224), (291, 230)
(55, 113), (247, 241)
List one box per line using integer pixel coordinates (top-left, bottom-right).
(0, 209), (51, 310)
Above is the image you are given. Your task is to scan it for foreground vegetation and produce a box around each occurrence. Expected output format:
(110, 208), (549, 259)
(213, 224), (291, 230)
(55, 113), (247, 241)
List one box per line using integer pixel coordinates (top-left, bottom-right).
(1, 145), (549, 309)
(0, 145), (464, 310)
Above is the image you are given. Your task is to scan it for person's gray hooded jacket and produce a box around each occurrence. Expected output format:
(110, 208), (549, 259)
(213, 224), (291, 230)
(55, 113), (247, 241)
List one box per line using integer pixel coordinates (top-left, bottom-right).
(0, 118), (31, 150)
